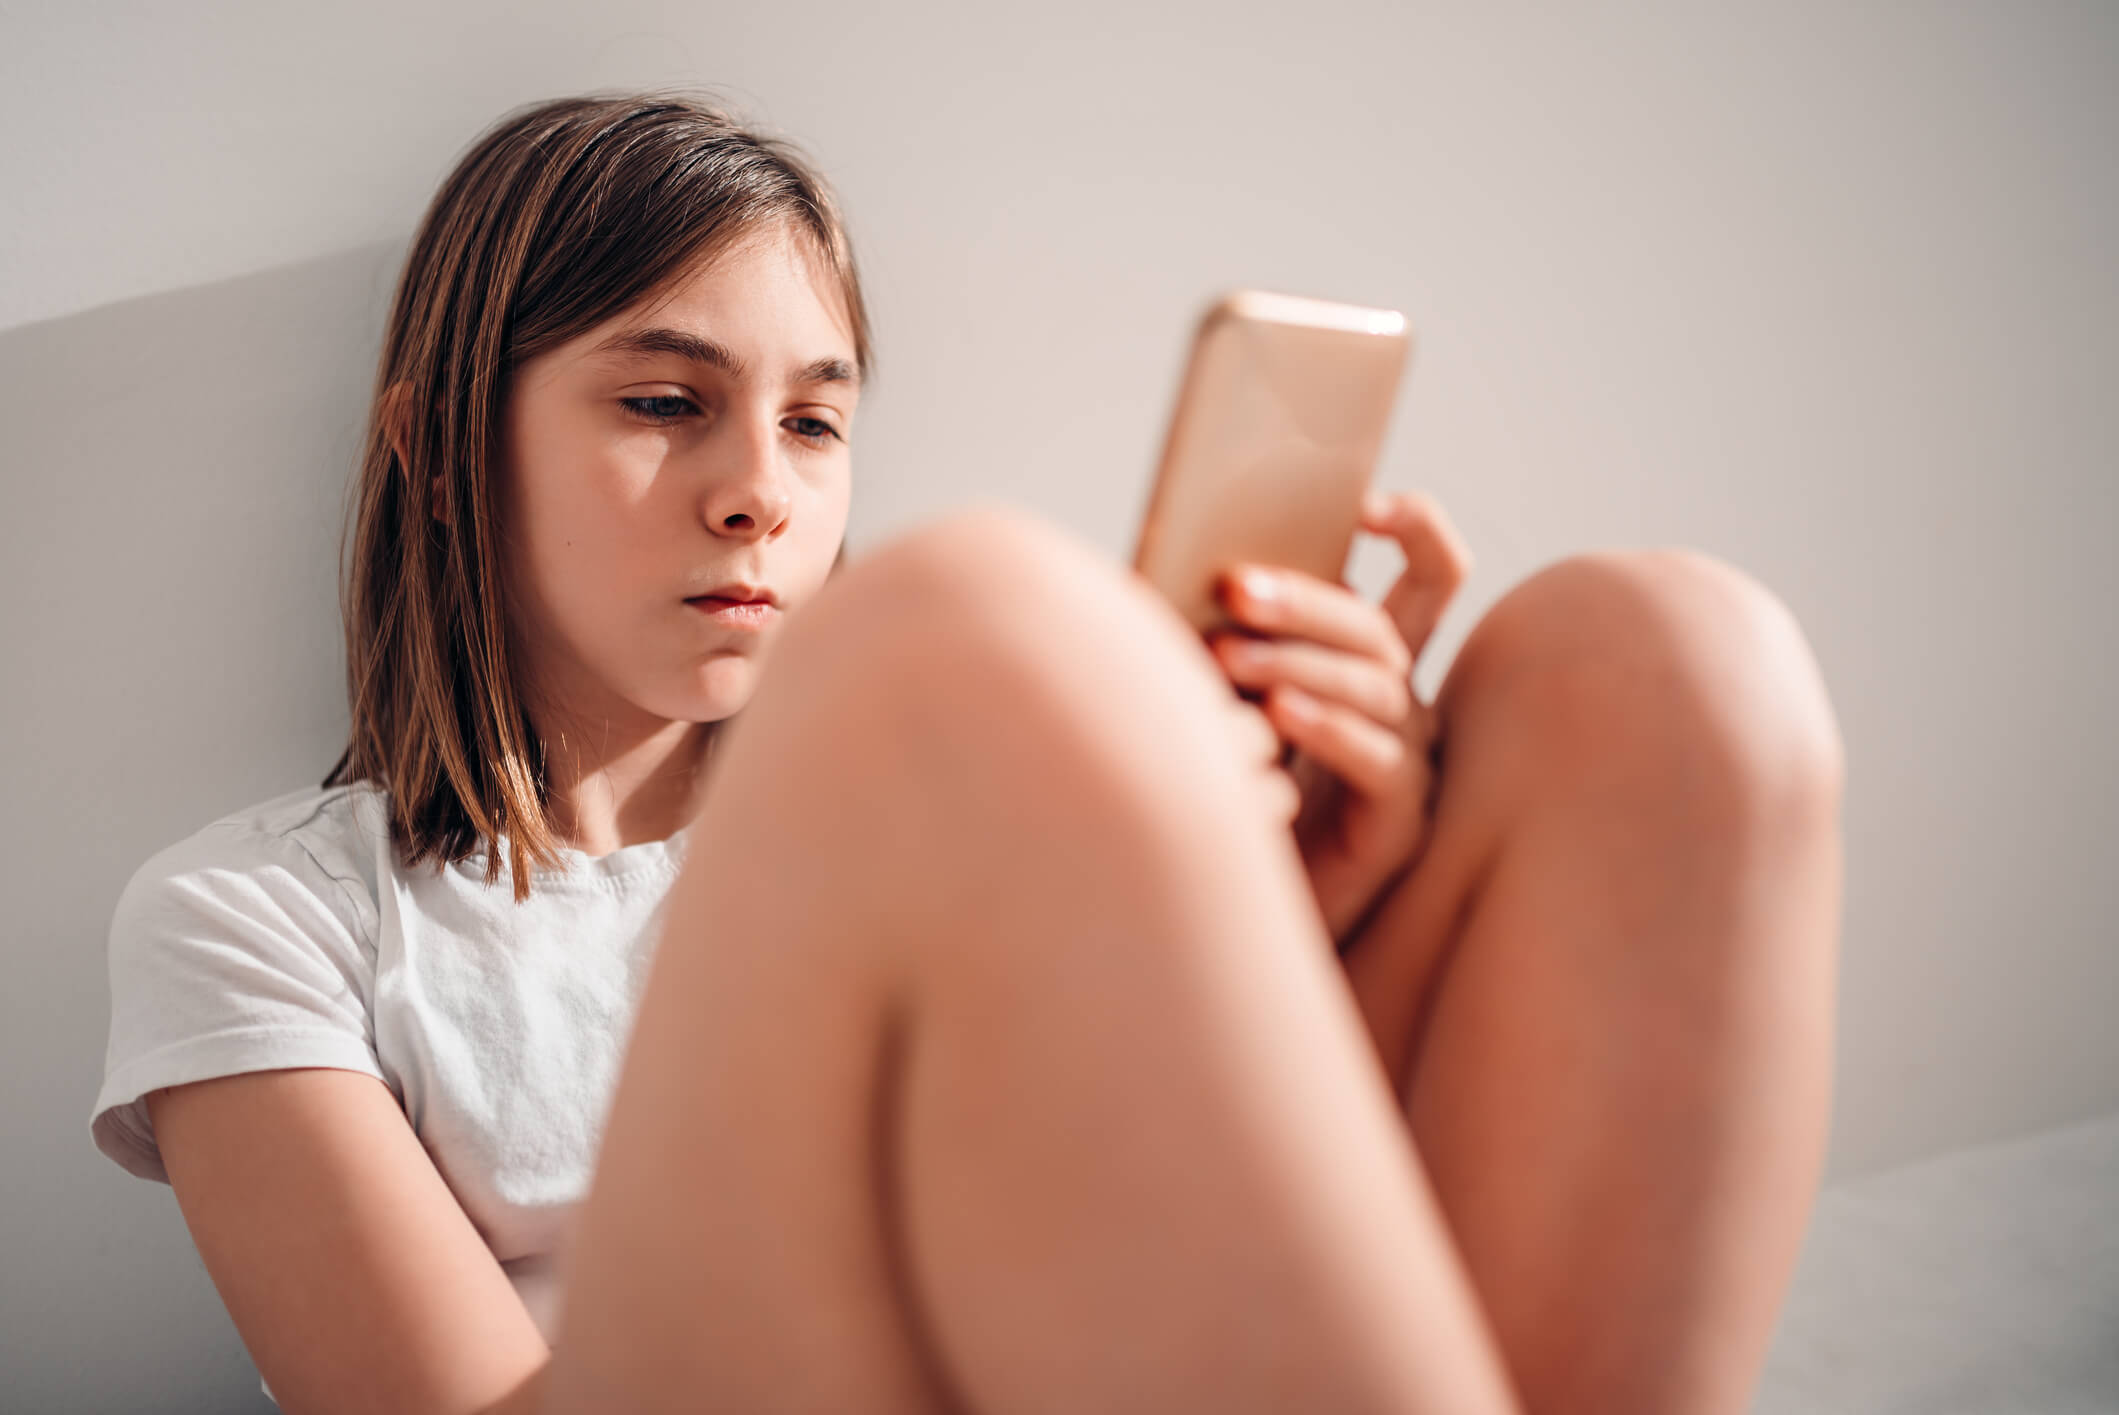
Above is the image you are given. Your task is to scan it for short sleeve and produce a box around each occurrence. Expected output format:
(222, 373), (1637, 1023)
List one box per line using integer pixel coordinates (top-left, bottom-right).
(89, 821), (386, 1184)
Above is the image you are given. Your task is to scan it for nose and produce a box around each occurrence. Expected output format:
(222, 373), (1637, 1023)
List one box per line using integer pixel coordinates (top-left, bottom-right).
(699, 407), (794, 541)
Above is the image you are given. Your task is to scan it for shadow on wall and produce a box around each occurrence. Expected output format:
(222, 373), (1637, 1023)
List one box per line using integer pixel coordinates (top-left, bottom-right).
(0, 242), (403, 1415)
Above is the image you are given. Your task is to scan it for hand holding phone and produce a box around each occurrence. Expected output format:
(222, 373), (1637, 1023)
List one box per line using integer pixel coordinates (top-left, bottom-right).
(1129, 291), (1471, 951)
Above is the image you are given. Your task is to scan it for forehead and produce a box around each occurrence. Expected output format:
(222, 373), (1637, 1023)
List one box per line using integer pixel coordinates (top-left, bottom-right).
(580, 228), (860, 387)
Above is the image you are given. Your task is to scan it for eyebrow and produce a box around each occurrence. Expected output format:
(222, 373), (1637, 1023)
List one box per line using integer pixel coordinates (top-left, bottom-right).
(589, 325), (860, 389)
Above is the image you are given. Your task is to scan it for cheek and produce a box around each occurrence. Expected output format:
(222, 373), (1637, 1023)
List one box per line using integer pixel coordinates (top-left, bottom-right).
(512, 447), (667, 623)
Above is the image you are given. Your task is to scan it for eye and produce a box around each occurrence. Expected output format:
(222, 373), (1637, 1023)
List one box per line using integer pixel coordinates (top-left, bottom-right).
(620, 394), (697, 424)
(788, 416), (845, 448)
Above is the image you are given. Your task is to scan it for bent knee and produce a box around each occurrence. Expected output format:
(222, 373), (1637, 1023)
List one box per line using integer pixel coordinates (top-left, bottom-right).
(781, 503), (1075, 673)
(1442, 547), (1845, 819)
(848, 501), (1204, 661)
(782, 501), (1235, 764)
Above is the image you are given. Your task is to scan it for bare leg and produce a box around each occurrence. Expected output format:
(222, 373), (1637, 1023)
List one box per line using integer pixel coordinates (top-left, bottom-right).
(1339, 548), (1845, 1414)
(541, 504), (1524, 1415)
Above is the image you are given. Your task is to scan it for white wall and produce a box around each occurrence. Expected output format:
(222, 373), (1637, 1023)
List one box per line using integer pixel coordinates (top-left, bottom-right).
(4, 2), (2113, 1409)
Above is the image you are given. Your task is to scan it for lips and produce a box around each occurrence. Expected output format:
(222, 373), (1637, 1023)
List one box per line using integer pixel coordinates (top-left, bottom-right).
(688, 584), (776, 606)
(684, 594), (778, 629)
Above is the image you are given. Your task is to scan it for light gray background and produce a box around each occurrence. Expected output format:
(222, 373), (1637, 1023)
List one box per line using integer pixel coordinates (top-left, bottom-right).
(3, 2), (2112, 1410)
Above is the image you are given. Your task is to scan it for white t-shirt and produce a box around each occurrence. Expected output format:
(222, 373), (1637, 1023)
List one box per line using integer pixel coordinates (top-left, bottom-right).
(89, 778), (690, 1353)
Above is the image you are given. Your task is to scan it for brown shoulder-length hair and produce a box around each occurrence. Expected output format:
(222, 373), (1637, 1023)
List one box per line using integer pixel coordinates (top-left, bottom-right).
(323, 88), (874, 902)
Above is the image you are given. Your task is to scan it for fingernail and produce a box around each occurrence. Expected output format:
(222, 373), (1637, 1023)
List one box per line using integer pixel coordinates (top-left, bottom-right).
(1237, 568), (1278, 604)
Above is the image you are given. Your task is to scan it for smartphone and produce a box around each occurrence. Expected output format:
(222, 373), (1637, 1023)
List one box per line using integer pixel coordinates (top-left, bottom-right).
(1129, 289), (1414, 638)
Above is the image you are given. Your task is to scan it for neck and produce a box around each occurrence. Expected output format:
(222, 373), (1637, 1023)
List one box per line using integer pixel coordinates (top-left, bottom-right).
(537, 712), (716, 858)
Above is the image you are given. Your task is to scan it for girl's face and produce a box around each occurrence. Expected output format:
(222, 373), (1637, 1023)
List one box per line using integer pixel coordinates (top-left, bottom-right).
(497, 224), (859, 737)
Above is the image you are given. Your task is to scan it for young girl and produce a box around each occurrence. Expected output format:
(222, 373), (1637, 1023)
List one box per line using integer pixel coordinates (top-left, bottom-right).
(90, 90), (1846, 1415)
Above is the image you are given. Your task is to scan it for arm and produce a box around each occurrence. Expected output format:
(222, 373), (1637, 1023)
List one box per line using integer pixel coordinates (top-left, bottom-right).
(148, 1068), (551, 1415)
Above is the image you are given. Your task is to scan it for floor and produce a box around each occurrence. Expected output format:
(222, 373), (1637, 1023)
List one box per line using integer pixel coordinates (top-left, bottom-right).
(1753, 1107), (2119, 1414)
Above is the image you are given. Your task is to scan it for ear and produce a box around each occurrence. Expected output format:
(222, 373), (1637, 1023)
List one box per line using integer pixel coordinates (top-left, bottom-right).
(381, 379), (451, 527)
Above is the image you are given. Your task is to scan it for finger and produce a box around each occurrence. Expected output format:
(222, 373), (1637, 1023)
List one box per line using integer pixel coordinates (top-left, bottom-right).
(1216, 565), (1411, 679)
(1263, 683), (1410, 801)
(1361, 487), (1474, 574)
(1368, 492), (1473, 663)
(1360, 490), (1475, 663)
(1210, 631), (1415, 729)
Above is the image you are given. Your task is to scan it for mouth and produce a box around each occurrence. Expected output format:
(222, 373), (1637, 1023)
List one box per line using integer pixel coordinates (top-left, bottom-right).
(689, 583), (777, 606)
(685, 595), (779, 628)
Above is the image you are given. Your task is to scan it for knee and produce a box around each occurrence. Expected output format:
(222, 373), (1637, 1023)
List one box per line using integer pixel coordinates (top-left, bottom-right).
(809, 499), (1201, 670)
(839, 500), (1137, 632)
(783, 499), (1231, 757)
(791, 501), (1068, 662)
(1439, 548), (1845, 822)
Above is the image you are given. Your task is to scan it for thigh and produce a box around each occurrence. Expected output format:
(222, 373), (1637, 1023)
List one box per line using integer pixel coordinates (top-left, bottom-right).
(539, 503), (1278, 1414)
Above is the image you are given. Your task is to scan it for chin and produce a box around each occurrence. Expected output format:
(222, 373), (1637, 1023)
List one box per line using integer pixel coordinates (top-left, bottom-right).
(672, 659), (759, 722)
